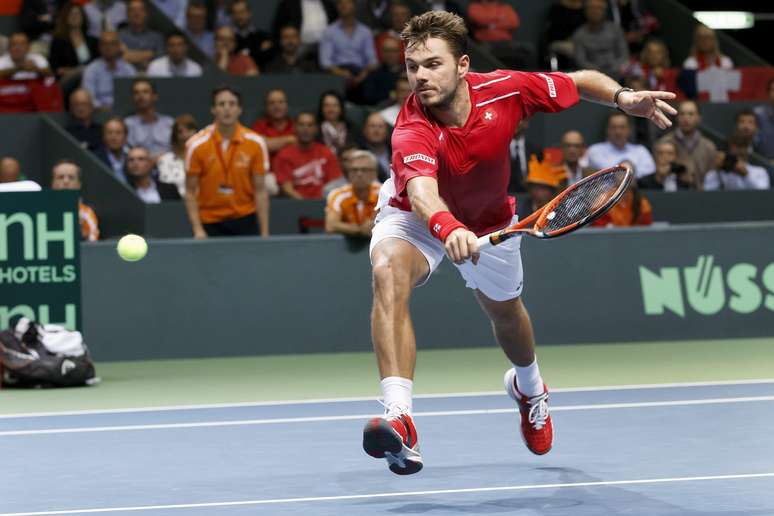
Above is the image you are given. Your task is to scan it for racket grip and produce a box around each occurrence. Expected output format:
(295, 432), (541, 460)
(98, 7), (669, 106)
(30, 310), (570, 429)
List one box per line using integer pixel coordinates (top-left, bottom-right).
(477, 235), (493, 250)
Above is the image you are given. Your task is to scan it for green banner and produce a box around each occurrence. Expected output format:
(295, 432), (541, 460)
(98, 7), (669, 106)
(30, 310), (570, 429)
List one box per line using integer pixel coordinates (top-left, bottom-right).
(0, 191), (81, 330)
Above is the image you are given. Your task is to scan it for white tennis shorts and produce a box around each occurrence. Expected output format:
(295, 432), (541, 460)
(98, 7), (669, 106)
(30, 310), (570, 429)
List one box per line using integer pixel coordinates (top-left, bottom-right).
(369, 180), (524, 302)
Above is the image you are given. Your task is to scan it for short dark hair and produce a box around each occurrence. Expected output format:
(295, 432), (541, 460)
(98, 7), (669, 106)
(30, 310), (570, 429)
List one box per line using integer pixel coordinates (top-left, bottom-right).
(211, 85), (242, 106)
(264, 88), (287, 105)
(607, 110), (630, 126)
(296, 111), (317, 123)
(727, 131), (751, 149)
(104, 116), (127, 133)
(401, 11), (467, 59)
(735, 108), (755, 122)
(166, 30), (187, 43)
(132, 78), (156, 93)
(51, 159), (81, 182)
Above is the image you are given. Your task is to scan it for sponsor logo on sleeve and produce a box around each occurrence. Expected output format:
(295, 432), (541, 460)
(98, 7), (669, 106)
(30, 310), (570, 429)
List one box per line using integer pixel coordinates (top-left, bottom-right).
(538, 73), (557, 98)
(403, 153), (437, 166)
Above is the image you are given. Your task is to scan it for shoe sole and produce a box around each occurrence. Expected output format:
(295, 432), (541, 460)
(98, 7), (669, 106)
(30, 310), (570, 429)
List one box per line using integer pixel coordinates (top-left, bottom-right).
(503, 369), (554, 456)
(363, 418), (423, 475)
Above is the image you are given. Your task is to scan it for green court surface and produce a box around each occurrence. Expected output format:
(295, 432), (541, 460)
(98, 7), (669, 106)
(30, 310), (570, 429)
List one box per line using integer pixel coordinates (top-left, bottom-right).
(1, 338), (772, 415)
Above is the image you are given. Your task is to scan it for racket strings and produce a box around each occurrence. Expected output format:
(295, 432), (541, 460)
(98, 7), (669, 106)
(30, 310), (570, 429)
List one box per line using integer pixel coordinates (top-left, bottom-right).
(541, 169), (628, 233)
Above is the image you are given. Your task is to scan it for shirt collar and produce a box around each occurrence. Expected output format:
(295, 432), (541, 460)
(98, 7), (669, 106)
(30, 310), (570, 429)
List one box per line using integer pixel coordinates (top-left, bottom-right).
(213, 123), (245, 144)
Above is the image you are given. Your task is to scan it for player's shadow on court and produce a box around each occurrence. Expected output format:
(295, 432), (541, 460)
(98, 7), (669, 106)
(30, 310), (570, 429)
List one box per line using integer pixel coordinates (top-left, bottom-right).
(367, 466), (770, 515)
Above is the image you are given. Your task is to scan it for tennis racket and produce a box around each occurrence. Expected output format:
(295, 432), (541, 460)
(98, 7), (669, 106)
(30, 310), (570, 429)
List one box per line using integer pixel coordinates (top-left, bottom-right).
(478, 165), (634, 249)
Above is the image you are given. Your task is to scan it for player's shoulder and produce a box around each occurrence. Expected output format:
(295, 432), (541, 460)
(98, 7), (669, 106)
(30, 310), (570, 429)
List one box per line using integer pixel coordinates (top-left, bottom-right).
(393, 95), (439, 144)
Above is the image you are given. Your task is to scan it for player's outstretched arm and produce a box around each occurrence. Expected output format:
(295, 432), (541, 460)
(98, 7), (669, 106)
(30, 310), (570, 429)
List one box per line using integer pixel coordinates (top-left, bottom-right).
(407, 176), (479, 265)
(568, 70), (677, 130)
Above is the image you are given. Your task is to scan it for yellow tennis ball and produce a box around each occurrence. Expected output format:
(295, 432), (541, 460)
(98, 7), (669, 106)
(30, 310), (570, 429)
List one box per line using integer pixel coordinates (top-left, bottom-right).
(117, 234), (148, 262)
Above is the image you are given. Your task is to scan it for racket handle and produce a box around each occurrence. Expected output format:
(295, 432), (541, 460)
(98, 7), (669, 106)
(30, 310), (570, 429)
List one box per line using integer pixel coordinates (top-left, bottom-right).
(477, 234), (494, 250)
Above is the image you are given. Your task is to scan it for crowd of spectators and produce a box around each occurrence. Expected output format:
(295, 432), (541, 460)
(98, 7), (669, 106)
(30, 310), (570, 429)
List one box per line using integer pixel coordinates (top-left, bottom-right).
(0, 0), (772, 240)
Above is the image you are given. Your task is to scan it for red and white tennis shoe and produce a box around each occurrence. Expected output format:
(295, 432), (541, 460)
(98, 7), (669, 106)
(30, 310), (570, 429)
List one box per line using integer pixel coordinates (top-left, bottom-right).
(362, 412), (423, 475)
(504, 368), (553, 455)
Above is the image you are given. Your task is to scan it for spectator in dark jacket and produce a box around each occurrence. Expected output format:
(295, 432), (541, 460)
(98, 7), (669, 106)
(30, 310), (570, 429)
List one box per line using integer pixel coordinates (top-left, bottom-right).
(49, 2), (99, 81)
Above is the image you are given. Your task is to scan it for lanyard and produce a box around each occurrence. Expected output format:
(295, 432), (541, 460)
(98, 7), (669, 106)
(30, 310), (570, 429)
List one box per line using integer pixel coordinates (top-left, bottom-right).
(214, 135), (237, 187)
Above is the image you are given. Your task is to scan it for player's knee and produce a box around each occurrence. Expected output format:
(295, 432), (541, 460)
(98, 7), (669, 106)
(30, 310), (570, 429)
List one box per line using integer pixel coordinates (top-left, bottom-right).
(372, 259), (412, 303)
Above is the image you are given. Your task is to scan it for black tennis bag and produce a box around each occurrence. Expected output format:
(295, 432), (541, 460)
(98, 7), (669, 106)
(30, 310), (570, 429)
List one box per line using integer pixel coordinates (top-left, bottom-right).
(0, 319), (97, 388)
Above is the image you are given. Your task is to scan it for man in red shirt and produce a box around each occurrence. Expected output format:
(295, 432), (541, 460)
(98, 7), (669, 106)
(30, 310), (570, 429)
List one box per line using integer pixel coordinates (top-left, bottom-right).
(251, 88), (297, 155)
(363, 11), (676, 475)
(273, 112), (342, 199)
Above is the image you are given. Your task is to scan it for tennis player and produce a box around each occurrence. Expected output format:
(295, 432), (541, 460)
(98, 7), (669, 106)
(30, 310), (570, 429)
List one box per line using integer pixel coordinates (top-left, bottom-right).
(363, 11), (677, 475)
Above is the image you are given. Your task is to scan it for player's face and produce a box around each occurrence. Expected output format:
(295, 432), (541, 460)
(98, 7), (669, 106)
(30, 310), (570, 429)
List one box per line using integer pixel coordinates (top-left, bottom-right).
(211, 91), (242, 126)
(405, 38), (469, 109)
(51, 164), (81, 190)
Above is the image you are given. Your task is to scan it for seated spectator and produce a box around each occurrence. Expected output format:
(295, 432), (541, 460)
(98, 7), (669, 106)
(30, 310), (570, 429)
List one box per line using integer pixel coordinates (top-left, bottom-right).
(358, 112), (390, 181)
(318, 90), (351, 156)
(124, 79), (174, 159)
(0, 156), (22, 183)
(587, 112), (655, 178)
(251, 89), (297, 155)
(264, 25), (320, 74)
(147, 31), (203, 77)
(95, 116), (130, 182)
(214, 26), (258, 76)
(356, 0), (391, 32)
(508, 118), (541, 193)
(230, 0), (273, 69)
(83, 0), (127, 38)
(754, 79), (774, 161)
(50, 159), (100, 241)
(593, 168), (652, 226)
(682, 25), (733, 71)
(125, 146), (181, 203)
(734, 109), (758, 153)
(0, 156), (41, 191)
(151, 0), (187, 27)
(272, 0), (337, 50)
(544, 0), (586, 69)
(517, 156), (566, 220)
(638, 140), (694, 191)
(325, 149), (381, 237)
(119, 0), (165, 71)
(65, 88), (102, 151)
(360, 37), (403, 105)
(184, 2), (214, 58)
(274, 112), (343, 200)
(572, 0), (628, 79)
(467, 0), (519, 43)
(49, 2), (99, 81)
(319, 0), (378, 94)
(623, 38), (669, 91)
(212, 0), (232, 29)
(374, 1), (410, 64)
(705, 133), (770, 191)
(657, 100), (717, 189)
(157, 114), (197, 197)
(81, 30), (136, 110)
(0, 32), (52, 80)
(379, 74), (411, 126)
(559, 130), (594, 184)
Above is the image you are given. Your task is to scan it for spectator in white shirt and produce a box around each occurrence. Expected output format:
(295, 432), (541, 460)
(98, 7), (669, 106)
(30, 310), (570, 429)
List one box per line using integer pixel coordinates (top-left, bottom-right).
(124, 78), (175, 159)
(0, 32), (52, 80)
(586, 111), (655, 178)
(157, 114), (198, 197)
(147, 31), (203, 77)
(705, 133), (770, 191)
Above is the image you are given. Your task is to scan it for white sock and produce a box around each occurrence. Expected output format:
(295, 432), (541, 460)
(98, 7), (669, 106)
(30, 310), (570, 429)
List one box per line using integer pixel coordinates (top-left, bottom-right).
(513, 359), (544, 398)
(381, 376), (413, 415)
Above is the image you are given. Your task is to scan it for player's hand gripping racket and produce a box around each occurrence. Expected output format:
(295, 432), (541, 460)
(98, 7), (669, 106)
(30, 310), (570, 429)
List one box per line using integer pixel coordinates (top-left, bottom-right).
(478, 165), (634, 249)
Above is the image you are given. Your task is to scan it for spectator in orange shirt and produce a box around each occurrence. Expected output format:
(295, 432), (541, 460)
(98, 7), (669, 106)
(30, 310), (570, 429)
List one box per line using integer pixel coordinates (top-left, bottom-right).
(185, 86), (271, 238)
(251, 88), (297, 155)
(50, 159), (99, 241)
(274, 111), (343, 200)
(326, 149), (381, 237)
(592, 160), (653, 227)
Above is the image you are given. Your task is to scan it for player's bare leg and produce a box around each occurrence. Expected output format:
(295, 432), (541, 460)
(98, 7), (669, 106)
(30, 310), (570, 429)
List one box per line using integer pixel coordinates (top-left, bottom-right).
(364, 237), (429, 474)
(475, 292), (554, 455)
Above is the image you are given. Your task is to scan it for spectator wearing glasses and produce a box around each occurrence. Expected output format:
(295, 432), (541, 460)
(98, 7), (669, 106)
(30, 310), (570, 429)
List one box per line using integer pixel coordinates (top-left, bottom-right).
(326, 149), (381, 237)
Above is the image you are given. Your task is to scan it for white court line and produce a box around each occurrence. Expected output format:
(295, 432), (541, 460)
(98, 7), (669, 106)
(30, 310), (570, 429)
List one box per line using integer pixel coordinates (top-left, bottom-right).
(1, 378), (772, 420)
(2, 395), (773, 437)
(1, 472), (773, 515)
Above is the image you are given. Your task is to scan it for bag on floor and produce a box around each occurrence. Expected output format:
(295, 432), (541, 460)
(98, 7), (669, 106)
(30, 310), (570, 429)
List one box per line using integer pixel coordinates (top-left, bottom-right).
(0, 318), (98, 388)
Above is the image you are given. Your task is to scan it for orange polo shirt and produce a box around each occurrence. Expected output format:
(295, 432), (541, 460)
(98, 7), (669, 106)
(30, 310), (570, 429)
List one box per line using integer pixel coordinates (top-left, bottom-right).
(185, 123), (269, 224)
(326, 182), (381, 224)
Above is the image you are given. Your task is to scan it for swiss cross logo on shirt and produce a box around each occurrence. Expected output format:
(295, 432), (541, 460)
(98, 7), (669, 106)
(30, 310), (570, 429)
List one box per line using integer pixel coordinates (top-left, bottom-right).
(483, 111), (495, 121)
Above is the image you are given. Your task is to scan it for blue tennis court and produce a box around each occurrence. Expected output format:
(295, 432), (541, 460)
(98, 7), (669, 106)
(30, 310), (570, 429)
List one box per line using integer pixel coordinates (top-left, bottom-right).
(1, 380), (773, 516)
